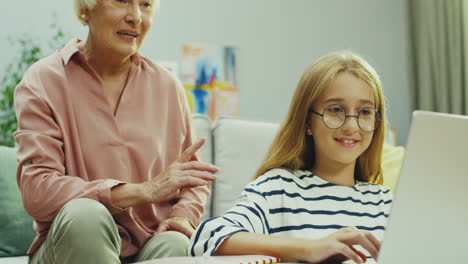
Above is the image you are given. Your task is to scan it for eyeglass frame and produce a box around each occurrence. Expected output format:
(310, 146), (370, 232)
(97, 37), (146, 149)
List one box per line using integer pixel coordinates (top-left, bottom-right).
(309, 104), (381, 132)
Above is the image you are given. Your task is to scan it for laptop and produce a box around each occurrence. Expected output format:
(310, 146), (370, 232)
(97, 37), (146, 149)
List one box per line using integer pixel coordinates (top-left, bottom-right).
(377, 110), (468, 264)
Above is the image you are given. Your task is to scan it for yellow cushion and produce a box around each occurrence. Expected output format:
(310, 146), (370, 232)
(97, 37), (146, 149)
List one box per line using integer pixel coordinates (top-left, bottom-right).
(381, 143), (405, 193)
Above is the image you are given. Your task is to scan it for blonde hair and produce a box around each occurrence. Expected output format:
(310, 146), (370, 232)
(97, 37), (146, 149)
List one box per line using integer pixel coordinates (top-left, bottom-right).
(254, 51), (386, 184)
(74, 0), (160, 25)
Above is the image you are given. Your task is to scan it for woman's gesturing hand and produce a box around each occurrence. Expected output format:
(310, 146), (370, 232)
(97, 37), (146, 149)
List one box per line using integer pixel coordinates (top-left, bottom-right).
(297, 227), (381, 264)
(154, 216), (195, 238)
(143, 138), (218, 204)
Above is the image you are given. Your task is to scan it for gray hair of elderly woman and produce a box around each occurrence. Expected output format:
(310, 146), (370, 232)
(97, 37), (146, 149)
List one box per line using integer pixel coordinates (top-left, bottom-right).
(74, 0), (159, 25)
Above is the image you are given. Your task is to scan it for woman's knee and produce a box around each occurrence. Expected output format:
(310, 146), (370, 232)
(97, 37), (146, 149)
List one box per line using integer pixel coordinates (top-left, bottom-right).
(63, 198), (110, 221)
(43, 198), (121, 262)
(157, 231), (190, 247)
(152, 231), (190, 257)
(53, 198), (116, 238)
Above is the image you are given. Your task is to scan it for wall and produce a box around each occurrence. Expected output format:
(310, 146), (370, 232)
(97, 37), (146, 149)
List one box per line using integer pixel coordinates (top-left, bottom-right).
(0, 0), (413, 145)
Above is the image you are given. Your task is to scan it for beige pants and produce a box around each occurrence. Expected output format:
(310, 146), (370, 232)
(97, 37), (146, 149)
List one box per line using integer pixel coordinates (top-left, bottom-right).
(29, 198), (190, 264)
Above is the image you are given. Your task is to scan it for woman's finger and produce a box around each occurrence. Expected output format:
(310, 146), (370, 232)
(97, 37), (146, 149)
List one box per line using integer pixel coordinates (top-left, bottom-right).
(350, 245), (367, 263)
(364, 231), (381, 254)
(335, 243), (365, 264)
(180, 161), (219, 172)
(340, 231), (378, 261)
(168, 221), (194, 238)
(342, 226), (358, 232)
(181, 170), (217, 181)
(176, 176), (211, 189)
(178, 138), (206, 163)
(155, 221), (169, 234)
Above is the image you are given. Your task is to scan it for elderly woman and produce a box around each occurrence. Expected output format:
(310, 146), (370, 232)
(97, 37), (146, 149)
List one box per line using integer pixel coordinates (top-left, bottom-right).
(13, 0), (217, 263)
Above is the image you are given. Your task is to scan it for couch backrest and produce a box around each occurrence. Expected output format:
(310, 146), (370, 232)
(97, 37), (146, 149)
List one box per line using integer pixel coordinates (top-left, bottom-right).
(191, 114), (213, 220)
(191, 114), (213, 164)
(0, 146), (35, 257)
(210, 117), (279, 217)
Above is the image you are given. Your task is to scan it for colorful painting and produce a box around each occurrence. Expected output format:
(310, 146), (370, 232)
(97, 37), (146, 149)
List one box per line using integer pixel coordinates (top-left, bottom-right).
(179, 43), (239, 120)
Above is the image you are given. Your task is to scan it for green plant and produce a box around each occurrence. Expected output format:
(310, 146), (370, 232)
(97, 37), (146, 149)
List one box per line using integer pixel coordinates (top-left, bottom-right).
(0, 18), (67, 147)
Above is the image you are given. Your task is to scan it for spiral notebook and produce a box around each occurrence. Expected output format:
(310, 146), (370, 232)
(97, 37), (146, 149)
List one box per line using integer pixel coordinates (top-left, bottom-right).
(134, 255), (280, 264)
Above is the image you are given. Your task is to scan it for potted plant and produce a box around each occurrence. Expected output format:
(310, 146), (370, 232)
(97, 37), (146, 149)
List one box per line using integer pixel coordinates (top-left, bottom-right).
(0, 20), (67, 147)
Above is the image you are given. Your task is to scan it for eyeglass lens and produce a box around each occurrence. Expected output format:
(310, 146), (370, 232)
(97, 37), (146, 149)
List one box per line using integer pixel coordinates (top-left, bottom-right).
(322, 105), (378, 132)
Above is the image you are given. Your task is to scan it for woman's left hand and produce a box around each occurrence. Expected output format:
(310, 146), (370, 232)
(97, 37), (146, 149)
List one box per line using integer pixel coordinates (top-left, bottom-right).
(154, 216), (195, 237)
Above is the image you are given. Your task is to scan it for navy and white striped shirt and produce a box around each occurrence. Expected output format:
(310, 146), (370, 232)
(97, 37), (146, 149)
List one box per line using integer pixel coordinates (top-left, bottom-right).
(190, 168), (393, 259)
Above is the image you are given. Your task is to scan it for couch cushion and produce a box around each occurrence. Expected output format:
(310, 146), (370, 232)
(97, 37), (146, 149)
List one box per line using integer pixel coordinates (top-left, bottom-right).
(0, 256), (28, 264)
(191, 114), (213, 164)
(0, 146), (35, 257)
(191, 114), (213, 220)
(381, 143), (405, 193)
(212, 118), (279, 217)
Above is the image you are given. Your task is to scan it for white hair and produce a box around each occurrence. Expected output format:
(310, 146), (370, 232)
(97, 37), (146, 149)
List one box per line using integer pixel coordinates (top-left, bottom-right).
(74, 0), (160, 25)
(74, 0), (97, 25)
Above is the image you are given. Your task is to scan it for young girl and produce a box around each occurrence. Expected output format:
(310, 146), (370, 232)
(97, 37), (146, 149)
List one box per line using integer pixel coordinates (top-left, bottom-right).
(189, 51), (393, 264)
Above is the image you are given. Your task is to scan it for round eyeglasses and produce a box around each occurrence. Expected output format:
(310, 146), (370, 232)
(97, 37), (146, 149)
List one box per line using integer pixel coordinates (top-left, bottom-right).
(310, 104), (381, 132)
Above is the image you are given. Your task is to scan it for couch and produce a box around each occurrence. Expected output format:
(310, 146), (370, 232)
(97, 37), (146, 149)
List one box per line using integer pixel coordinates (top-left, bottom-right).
(0, 114), (405, 263)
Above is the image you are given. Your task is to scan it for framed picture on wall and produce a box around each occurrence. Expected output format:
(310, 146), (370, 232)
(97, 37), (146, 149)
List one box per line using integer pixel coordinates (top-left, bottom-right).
(179, 43), (239, 120)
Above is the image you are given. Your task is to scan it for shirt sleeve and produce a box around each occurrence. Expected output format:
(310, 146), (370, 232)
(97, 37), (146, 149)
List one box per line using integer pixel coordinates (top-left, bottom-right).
(189, 181), (271, 256)
(381, 185), (394, 216)
(14, 80), (127, 223)
(169, 79), (210, 227)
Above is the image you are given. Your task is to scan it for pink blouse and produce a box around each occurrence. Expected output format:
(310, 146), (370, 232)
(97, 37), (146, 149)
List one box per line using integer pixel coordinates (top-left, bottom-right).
(14, 39), (209, 257)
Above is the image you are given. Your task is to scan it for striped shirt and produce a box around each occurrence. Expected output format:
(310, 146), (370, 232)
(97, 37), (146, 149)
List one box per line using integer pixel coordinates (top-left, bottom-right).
(190, 168), (393, 260)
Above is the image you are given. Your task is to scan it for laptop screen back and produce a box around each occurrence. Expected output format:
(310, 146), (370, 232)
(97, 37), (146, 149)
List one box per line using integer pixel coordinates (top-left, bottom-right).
(379, 111), (468, 264)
